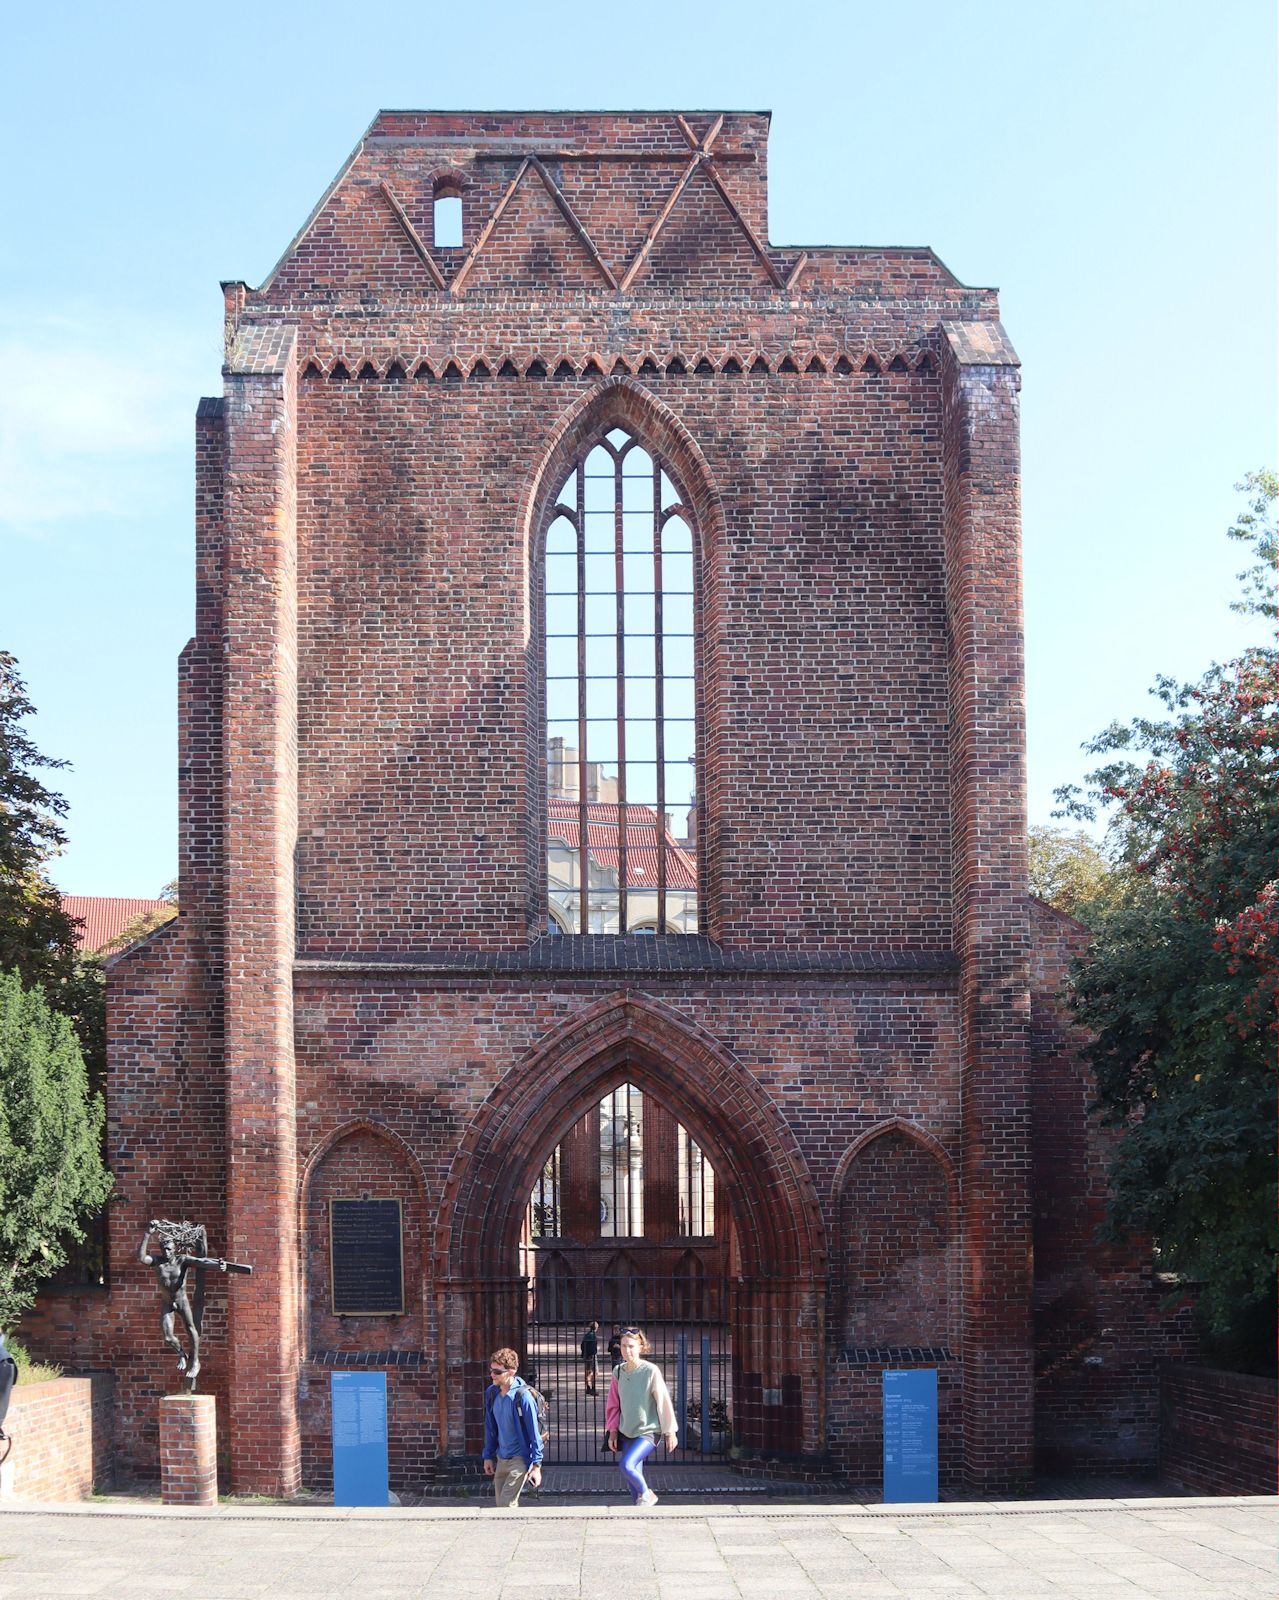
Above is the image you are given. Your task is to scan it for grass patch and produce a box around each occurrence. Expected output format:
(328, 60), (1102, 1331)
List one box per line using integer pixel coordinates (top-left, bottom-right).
(8, 1337), (63, 1386)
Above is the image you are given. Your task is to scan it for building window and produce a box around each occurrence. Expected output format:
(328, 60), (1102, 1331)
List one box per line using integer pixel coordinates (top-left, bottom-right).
(529, 1146), (561, 1238)
(599, 1082), (644, 1237)
(544, 427), (699, 934)
(433, 189), (463, 248)
(677, 1124), (715, 1237)
(524, 1089), (718, 1247)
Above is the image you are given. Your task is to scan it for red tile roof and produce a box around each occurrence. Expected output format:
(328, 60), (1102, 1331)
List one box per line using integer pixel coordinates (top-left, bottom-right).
(60, 895), (171, 952)
(548, 800), (697, 889)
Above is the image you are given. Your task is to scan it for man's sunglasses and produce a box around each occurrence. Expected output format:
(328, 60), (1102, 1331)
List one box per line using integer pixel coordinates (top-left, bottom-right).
(489, 1365), (512, 1374)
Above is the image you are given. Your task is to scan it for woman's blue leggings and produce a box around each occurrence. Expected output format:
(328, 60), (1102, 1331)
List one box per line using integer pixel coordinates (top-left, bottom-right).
(617, 1434), (656, 1500)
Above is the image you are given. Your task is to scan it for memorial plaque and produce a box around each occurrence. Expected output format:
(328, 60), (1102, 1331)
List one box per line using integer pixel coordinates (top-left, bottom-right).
(883, 1367), (938, 1503)
(329, 1198), (404, 1315)
(332, 1371), (389, 1506)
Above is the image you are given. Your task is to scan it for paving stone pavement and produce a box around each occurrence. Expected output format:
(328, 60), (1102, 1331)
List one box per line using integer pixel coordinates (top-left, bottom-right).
(0, 1498), (1272, 1599)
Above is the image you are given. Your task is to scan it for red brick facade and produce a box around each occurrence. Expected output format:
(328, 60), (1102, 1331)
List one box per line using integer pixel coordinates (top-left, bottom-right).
(23, 111), (1189, 1494)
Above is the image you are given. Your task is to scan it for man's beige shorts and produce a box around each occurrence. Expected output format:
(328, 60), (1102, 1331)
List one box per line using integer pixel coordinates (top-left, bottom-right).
(493, 1456), (531, 1508)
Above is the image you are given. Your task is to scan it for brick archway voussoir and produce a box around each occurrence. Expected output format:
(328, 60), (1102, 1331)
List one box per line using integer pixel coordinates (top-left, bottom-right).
(437, 993), (825, 1283)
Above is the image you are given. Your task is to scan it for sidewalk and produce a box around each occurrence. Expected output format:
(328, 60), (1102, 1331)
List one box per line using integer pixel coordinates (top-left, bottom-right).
(0, 1495), (1273, 1598)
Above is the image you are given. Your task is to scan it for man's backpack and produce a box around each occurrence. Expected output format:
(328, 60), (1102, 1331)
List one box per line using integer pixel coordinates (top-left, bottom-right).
(525, 1384), (551, 1443)
(485, 1380), (550, 1448)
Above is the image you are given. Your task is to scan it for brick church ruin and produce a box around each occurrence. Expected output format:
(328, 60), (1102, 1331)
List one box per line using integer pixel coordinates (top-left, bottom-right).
(28, 111), (1189, 1494)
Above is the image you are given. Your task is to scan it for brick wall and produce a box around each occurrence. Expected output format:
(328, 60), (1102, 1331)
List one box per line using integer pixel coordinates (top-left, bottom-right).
(1161, 1366), (1277, 1494)
(20, 916), (232, 1484)
(0, 1375), (113, 1502)
(291, 368), (953, 954)
(838, 1129), (955, 1350)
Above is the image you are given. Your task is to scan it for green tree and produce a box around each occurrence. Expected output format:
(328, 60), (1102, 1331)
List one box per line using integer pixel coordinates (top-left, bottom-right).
(1028, 824), (1121, 927)
(1227, 469), (1277, 623)
(0, 651), (111, 1081)
(1057, 473), (1277, 1364)
(0, 968), (113, 1330)
(0, 651), (80, 993)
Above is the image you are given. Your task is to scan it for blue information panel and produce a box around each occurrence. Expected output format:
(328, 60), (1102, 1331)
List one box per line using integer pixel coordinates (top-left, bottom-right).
(332, 1371), (389, 1507)
(883, 1368), (938, 1503)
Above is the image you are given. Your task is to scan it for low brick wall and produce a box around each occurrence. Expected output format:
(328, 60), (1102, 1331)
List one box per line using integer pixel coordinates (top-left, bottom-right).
(0, 1374), (114, 1502)
(1160, 1364), (1277, 1495)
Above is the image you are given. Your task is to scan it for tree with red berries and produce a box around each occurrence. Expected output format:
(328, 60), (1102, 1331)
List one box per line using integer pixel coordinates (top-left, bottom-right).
(1057, 473), (1277, 1363)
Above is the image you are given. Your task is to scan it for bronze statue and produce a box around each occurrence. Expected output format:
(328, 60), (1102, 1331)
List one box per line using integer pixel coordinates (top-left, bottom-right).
(139, 1220), (252, 1390)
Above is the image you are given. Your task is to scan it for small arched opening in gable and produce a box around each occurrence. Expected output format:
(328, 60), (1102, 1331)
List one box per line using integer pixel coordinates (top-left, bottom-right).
(431, 172), (465, 250)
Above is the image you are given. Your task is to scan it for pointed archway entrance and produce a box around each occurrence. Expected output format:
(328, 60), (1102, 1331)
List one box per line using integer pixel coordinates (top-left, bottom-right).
(519, 1077), (735, 1465)
(434, 994), (827, 1468)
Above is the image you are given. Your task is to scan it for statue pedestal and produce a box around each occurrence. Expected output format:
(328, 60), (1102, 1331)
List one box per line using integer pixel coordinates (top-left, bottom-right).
(160, 1393), (217, 1506)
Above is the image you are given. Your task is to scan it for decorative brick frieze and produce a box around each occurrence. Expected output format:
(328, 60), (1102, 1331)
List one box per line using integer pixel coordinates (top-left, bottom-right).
(297, 346), (937, 382)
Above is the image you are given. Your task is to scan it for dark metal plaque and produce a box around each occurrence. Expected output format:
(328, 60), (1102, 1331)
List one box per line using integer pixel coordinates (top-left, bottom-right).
(329, 1199), (404, 1316)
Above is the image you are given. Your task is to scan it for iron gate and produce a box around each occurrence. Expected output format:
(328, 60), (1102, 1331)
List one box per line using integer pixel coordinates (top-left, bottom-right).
(524, 1271), (732, 1465)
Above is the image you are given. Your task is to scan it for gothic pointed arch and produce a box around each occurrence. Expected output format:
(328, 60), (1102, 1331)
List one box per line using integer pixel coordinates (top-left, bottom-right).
(436, 992), (826, 1284)
(300, 1116), (431, 1198)
(521, 377), (725, 569)
(831, 1116), (959, 1209)
(834, 1117), (958, 1351)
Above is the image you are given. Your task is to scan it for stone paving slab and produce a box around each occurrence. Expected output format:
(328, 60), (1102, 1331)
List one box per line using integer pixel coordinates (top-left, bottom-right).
(0, 1498), (1274, 1598)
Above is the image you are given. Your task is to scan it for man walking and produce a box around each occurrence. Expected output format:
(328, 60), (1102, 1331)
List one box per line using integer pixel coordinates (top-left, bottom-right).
(482, 1347), (544, 1508)
(581, 1320), (599, 1394)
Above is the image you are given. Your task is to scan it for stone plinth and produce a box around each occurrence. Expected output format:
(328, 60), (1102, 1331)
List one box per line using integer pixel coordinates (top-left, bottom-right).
(160, 1393), (217, 1506)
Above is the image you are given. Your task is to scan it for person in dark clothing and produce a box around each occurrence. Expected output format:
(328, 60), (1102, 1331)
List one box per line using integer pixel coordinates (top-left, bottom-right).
(580, 1320), (599, 1394)
(0, 1331), (18, 1459)
(607, 1324), (623, 1368)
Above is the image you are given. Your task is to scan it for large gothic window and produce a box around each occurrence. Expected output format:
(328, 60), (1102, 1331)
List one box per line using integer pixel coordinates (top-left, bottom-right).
(544, 427), (699, 934)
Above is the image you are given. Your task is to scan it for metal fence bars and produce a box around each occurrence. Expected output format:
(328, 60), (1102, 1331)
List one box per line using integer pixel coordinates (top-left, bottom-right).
(523, 1271), (732, 1464)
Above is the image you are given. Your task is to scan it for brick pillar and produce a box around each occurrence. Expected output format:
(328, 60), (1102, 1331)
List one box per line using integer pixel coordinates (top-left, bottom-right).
(160, 1394), (218, 1505)
(643, 1099), (679, 1242)
(940, 320), (1033, 1492)
(559, 1109), (600, 1243)
(181, 396), (228, 920)
(221, 323), (302, 1495)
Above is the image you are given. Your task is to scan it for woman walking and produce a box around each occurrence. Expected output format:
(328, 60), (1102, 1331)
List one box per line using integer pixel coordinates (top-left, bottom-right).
(605, 1327), (678, 1506)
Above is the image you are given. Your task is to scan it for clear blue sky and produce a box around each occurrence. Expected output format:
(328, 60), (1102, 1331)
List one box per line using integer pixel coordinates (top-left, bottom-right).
(2, 1), (1274, 896)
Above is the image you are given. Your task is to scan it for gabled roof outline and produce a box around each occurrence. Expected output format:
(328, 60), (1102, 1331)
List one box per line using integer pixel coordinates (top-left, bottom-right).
(247, 111), (992, 297)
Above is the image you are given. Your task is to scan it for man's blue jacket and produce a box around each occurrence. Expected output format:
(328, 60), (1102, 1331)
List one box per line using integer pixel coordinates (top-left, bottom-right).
(483, 1375), (544, 1466)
